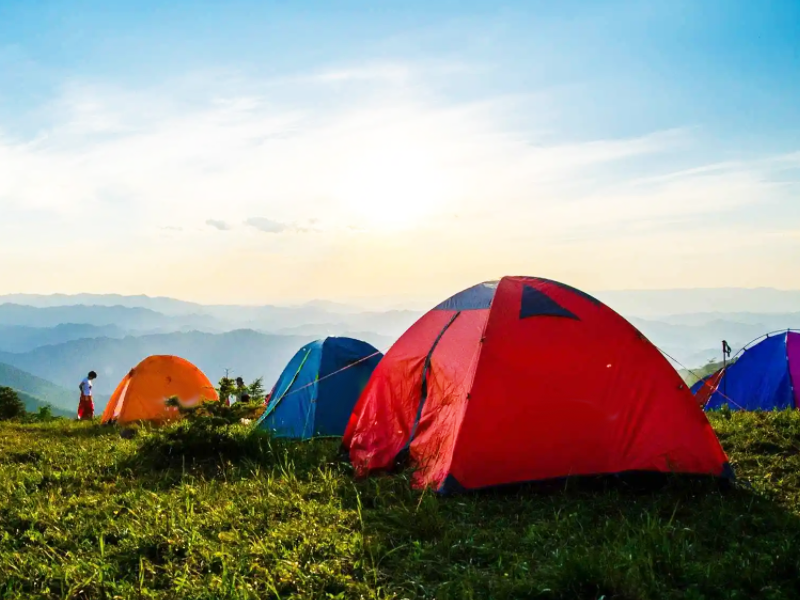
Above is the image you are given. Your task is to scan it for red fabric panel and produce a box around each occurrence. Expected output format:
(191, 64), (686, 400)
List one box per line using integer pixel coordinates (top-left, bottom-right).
(694, 369), (724, 408)
(346, 310), (458, 474)
(447, 277), (728, 490)
(406, 310), (488, 488)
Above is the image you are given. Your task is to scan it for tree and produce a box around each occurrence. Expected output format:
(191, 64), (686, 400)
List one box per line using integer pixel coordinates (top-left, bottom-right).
(217, 376), (236, 405)
(248, 377), (265, 400)
(0, 387), (26, 421)
(36, 405), (54, 422)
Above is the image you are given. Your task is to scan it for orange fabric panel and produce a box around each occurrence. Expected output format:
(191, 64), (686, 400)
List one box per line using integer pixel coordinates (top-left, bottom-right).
(101, 373), (132, 422)
(100, 355), (218, 425)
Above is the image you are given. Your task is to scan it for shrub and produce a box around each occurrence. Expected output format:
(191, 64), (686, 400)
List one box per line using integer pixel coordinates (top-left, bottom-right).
(165, 395), (265, 427)
(0, 387), (25, 420)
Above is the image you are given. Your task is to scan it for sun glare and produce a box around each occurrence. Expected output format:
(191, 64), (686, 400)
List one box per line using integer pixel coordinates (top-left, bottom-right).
(335, 143), (450, 231)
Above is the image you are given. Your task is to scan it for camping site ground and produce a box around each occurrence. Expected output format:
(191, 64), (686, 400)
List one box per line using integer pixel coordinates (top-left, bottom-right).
(1, 410), (800, 599)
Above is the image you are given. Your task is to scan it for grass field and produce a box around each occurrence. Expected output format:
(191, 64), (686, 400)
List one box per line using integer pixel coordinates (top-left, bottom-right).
(1, 411), (800, 599)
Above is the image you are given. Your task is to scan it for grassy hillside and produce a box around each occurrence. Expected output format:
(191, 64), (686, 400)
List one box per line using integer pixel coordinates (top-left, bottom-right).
(0, 362), (76, 413)
(1, 412), (799, 598)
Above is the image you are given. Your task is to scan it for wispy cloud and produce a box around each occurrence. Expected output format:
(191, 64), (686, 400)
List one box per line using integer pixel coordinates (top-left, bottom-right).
(244, 217), (288, 234)
(206, 219), (232, 231)
(0, 61), (797, 301)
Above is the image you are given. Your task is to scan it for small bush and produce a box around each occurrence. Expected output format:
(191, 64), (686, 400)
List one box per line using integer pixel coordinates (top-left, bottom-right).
(165, 396), (265, 427)
(134, 419), (271, 468)
(0, 387), (25, 421)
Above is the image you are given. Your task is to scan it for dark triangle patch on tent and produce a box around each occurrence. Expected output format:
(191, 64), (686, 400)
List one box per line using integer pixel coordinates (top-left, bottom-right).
(520, 285), (579, 320)
(535, 278), (603, 305)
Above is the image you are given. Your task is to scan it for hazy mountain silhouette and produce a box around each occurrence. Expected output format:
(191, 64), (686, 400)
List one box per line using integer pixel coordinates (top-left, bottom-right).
(0, 304), (222, 332)
(0, 362), (80, 414)
(0, 293), (203, 315)
(629, 313), (800, 368)
(4, 287), (799, 318)
(596, 288), (800, 317)
(1, 291), (797, 377)
(0, 330), (393, 411)
(0, 323), (127, 353)
(0, 300), (418, 338)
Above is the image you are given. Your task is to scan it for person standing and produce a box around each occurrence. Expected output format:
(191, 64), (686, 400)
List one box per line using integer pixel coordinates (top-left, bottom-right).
(235, 377), (250, 404)
(78, 371), (97, 420)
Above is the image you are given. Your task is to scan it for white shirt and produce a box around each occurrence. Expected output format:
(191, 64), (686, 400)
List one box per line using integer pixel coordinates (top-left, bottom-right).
(80, 377), (93, 396)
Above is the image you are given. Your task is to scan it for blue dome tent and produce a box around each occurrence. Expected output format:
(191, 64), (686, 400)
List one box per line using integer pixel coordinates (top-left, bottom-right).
(255, 337), (383, 438)
(695, 330), (800, 411)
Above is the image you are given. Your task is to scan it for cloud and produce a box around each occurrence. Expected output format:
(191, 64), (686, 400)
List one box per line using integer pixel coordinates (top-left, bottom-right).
(244, 217), (289, 233)
(0, 62), (797, 300)
(206, 219), (232, 231)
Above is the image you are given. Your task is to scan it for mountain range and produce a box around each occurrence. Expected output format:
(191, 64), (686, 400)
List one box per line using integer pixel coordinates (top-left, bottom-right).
(0, 329), (394, 412)
(0, 323), (127, 353)
(0, 301), (418, 339)
(0, 289), (797, 415)
(595, 288), (800, 318)
(5, 286), (800, 315)
(0, 362), (75, 416)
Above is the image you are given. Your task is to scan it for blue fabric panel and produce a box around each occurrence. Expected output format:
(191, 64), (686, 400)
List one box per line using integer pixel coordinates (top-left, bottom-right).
(314, 337), (383, 436)
(705, 334), (792, 411)
(691, 372), (717, 395)
(434, 281), (498, 310)
(257, 340), (323, 437)
(519, 285), (579, 320)
(690, 377), (706, 395)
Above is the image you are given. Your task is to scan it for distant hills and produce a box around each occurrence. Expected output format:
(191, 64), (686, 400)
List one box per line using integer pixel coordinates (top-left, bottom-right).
(596, 288), (800, 317)
(0, 362), (75, 416)
(0, 329), (394, 412)
(0, 323), (127, 353)
(0, 304), (224, 333)
(630, 314), (800, 368)
(0, 299), (418, 339)
(5, 286), (800, 315)
(0, 289), (796, 398)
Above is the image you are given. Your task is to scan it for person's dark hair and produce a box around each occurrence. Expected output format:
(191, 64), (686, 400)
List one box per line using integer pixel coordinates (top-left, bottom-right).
(88, 371), (97, 379)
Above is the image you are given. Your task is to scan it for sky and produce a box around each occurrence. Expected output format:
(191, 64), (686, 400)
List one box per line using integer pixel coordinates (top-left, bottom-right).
(0, 0), (798, 307)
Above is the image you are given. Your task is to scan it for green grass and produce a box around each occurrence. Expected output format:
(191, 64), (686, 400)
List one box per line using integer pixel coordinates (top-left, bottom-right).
(1, 412), (800, 599)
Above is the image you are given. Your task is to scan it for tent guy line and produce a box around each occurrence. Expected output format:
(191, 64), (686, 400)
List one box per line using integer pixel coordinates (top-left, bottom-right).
(658, 347), (746, 410)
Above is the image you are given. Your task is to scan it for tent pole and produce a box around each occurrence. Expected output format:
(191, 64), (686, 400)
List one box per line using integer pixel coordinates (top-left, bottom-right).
(722, 339), (729, 401)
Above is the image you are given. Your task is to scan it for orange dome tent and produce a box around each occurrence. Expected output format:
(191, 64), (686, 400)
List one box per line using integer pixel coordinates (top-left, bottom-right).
(101, 355), (218, 425)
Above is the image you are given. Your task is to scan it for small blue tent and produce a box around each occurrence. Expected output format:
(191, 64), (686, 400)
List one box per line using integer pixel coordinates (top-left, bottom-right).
(255, 337), (383, 439)
(701, 331), (800, 411)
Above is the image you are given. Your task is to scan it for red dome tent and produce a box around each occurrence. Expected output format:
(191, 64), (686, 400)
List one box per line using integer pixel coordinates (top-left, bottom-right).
(344, 276), (731, 492)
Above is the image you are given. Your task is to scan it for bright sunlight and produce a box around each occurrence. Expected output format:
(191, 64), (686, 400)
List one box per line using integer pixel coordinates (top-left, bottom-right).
(334, 140), (452, 231)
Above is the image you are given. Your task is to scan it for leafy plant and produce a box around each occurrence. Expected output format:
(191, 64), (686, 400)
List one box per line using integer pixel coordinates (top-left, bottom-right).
(247, 376), (266, 400)
(165, 395), (264, 427)
(217, 376), (237, 405)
